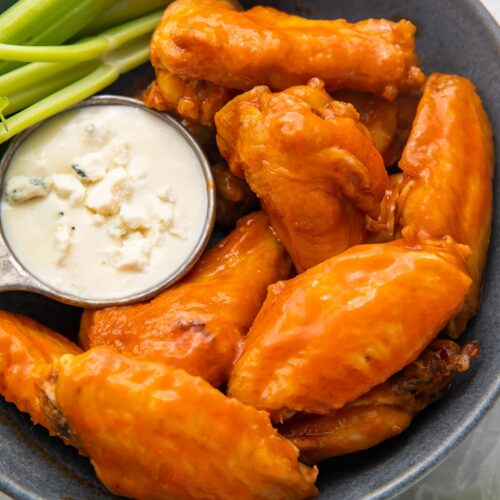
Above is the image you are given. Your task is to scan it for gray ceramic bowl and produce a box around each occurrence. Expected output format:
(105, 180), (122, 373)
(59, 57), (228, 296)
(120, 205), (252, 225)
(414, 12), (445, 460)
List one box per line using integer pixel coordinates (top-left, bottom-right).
(0, 1), (499, 499)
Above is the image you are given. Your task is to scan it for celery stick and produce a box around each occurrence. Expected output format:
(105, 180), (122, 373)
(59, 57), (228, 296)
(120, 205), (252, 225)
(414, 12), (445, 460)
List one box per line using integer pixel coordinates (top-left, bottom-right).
(0, 11), (162, 63)
(0, 61), (85, 97)
(0, 37), (150, 144)
(4, 61), (100, 116)
(0, 0), (74, 44)
(0, 0), (121, 75)
(77, 0), (171, 37)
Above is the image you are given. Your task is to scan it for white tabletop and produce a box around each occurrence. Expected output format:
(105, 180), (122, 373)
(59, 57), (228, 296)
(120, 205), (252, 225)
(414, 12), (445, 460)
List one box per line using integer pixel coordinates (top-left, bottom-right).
(0, 2), (499, 500)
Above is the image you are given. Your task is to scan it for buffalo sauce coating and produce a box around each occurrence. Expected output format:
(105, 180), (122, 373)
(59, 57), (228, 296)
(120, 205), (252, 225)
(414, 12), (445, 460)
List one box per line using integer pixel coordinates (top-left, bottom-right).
(228, 239), (471, 419)
(400, 73), (494, 337)
(216, 79), (388, 272)
(0, 310), (81, 430)
(80, 212), (291, 387)
(151, 0), (423, 100)
(42, 347), (318, 500)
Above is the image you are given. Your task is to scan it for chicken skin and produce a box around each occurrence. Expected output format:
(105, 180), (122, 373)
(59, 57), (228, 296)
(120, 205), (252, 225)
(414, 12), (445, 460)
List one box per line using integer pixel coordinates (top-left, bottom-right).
(333, 91), (420, 166)
(365, 173), (410, 244)
(146, 0), (424, 123)
(150, 0), (423, 99)
(0, 310), (81, 431)
(399, 74), (494, 337)
(39, 347), (318, 500)
(280, 340), (479, 463)
(80, 212), (290, 387)
(216, 79), (388, 272)
(144, 69), (235, 126)
(228, 237), (471, 420)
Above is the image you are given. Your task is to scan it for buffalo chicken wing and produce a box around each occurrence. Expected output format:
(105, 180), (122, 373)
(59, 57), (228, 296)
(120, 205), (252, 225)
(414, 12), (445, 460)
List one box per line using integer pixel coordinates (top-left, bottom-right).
(39, 347), (318, 500)
(216, 79), (388, 272)
(399, 73), (494, 337)
(228, 238), (471, 420)
(146, 0), (424, 123)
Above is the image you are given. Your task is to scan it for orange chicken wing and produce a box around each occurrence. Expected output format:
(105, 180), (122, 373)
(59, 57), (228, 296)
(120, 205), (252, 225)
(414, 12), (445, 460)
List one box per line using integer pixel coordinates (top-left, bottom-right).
(216, 79), (388, 272)
(150, 0), (423, 110)
(39, 347), (318, 500)
(228, 238), (471, 421)
(80, 212), (290, 387)
(280, 339), (479, 463)
(0, 310), (81, 431)
(399, 73), (494, 337)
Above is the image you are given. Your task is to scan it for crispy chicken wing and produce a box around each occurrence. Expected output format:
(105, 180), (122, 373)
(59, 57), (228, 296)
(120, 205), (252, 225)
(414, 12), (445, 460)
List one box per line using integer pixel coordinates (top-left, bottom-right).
(0, 310), (81, 431)
(216, 79), (388, 272)
(228, 238), (471, 420)
(280, 340), (479, 463)
(399, 73), (494, 337)
(80, 212), (290, 387)
(39, 347), (318, 500)
(150, 0), (423, 115)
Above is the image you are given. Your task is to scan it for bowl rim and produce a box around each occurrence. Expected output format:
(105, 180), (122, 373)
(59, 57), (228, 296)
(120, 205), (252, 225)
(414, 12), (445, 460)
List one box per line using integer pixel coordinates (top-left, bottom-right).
(0, 0), (499, 499)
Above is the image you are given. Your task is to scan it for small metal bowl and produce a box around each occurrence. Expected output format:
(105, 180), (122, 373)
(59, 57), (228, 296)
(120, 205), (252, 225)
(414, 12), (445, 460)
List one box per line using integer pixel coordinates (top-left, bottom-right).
(0, 95), (216, 308)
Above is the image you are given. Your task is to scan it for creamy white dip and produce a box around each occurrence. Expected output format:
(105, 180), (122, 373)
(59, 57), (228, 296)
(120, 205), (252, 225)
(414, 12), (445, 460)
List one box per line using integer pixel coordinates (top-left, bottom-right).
(1, 105), (209, 300)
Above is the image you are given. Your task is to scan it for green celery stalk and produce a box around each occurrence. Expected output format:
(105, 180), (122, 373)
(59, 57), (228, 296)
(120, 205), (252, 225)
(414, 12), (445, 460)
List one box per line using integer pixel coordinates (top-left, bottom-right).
(0, 0), (121, 75)
(0, 61), (86, 97)
(0, 36), (150, 144)
(4, 61), (100, 116)
(77, 0), (171, 38)
(0, 0), (74, 44)
(0, 11), (162, 63)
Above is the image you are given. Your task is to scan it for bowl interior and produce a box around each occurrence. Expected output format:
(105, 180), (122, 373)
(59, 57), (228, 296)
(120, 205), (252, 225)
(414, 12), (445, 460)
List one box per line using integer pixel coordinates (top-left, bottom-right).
(0, 1), (499, 499)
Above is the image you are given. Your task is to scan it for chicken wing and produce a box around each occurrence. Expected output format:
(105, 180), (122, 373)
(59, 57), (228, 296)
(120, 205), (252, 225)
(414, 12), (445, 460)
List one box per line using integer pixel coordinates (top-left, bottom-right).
(216, 79), (388, 272)
(280, 340), (479, 463)
(399, 73), (494, 337)
(80, 212), (290, 387)
(0, 310), (81, 431)
(143, 69), (235, 126)
(228, 238), (471, 420)
(150, 0), (423, 112)
(39, 347), (318, 500)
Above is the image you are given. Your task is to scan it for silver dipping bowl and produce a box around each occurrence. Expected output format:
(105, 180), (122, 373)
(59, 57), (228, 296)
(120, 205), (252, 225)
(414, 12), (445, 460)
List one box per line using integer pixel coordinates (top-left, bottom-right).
(0, 95), (216, 308)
